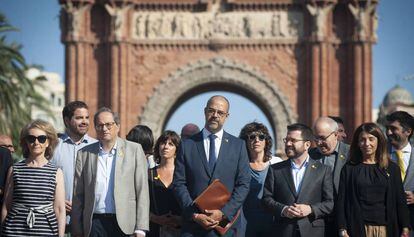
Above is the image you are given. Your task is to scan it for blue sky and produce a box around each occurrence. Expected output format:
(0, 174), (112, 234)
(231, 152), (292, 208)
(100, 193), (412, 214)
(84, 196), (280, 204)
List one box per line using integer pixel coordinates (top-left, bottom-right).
(0, 0), (413, 140)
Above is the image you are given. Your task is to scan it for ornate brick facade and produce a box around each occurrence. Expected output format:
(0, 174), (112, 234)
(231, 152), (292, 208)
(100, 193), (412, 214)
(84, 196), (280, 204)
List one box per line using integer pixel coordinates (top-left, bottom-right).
(60, 0), (377, 148)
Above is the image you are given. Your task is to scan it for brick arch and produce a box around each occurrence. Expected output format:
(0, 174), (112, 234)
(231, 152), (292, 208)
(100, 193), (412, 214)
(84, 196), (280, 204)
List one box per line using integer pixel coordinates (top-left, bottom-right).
(139, 57), (296, 150)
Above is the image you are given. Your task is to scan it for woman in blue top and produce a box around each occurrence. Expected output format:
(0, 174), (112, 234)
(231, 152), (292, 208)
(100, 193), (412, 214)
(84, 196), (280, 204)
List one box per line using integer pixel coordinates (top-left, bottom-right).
(239, 122), (282, 237)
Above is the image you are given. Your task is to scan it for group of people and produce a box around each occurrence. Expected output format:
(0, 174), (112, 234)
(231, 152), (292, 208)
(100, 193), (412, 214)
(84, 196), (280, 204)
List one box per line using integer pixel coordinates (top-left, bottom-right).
(0, 95), (413, 237)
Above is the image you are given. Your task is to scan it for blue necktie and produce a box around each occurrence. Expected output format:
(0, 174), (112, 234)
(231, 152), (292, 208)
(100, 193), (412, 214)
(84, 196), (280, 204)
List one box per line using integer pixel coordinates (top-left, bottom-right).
(209, 134), (217, 172)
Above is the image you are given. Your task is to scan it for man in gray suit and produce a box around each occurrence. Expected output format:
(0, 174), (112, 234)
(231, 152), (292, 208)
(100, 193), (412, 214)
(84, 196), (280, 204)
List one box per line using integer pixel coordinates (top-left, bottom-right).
(72, 107), (149, 237)
(309, 117), (349, 236)
(386, 111), (414, 236)
(309, 117), (349, 196)
(262, 123), (333, 237)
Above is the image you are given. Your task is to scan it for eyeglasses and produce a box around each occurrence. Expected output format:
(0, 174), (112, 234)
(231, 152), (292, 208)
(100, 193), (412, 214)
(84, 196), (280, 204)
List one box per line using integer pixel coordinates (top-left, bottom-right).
(206, 108), (228, 118)
(283, 138), (306, 144)
(314, 131), (335, 143)
(248, 134), (266, 141)
(95, 122), (116, 131)
(25, 135), (48, 144)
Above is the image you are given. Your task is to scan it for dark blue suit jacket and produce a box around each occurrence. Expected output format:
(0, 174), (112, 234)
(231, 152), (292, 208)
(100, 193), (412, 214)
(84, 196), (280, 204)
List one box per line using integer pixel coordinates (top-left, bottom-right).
(173, 130), (251, 236)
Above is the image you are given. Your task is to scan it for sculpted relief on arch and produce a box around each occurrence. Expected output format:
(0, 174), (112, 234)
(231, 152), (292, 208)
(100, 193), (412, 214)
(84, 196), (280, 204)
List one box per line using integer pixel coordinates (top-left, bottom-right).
(132, 10), (304, 41)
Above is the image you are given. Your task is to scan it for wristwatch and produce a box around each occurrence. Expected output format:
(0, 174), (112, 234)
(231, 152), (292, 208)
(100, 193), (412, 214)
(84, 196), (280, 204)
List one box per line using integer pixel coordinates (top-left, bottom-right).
(339, 229), (347, 237)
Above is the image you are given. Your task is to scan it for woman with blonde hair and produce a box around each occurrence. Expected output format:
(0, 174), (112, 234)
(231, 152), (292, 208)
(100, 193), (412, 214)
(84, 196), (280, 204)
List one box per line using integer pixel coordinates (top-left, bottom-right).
(1, 120), (66, 237)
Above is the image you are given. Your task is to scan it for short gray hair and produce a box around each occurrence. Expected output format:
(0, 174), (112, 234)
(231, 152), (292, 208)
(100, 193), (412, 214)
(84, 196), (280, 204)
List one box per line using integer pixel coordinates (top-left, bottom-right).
(94, 107), (120, 125)
(313, 116), (338, 132)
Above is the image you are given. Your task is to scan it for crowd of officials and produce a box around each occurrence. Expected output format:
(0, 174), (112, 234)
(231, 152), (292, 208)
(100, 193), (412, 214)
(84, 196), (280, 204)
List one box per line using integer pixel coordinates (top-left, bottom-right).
(0, 95), (413, 237)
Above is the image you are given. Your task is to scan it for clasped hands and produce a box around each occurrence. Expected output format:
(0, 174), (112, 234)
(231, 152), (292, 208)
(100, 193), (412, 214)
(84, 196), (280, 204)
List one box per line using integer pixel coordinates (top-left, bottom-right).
(192, 209), (224, 230)
(282, 203), (312, 219)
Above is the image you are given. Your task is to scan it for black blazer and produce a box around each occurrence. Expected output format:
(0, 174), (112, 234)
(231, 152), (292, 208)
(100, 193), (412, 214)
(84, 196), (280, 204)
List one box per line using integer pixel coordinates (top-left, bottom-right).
(336, 161), (410, 237)
(0, 147), (13, 204)
(262, 158), (334, 237)
(173, 131), (251, 237)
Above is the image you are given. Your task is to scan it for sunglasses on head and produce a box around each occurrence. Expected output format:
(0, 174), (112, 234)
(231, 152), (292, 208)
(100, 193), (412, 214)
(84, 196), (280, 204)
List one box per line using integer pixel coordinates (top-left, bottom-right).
(248, 134), (266, 141)
(25, 135), (48, 144)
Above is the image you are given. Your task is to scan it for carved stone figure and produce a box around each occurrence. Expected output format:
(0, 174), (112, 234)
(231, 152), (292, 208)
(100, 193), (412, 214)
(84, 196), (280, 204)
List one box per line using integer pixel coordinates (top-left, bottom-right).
(135, 14), (145, 38)
(105, 4), (132, 41)
(306, 4), (333, 39)
(348, 3), (376, 39)
(62, 2), (88, 40)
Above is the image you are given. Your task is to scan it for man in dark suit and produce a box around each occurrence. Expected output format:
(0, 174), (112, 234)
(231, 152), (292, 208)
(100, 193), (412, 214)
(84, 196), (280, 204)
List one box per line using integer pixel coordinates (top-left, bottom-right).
(0, 147), (13, 206)
(173, 95), (251, 237)
(385, 111), (414, 237)
(262, 123), (333, 237)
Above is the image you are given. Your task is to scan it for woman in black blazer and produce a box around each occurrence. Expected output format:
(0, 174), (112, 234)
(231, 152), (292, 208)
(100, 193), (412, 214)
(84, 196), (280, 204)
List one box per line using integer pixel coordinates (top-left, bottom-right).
(337, 123), (410, 237)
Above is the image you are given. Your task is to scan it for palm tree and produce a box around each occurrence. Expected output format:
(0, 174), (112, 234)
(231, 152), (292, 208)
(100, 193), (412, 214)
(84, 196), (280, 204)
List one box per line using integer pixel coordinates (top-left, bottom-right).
(0, 13), (51, 151)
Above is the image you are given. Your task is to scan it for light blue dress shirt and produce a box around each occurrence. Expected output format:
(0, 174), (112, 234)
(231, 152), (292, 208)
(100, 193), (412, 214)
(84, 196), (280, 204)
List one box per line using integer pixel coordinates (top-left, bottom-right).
(51, 133), (96, 224)
(52, 133), (97, 202)
(94, 143), (117, 214)
(291, 156), (310, 193)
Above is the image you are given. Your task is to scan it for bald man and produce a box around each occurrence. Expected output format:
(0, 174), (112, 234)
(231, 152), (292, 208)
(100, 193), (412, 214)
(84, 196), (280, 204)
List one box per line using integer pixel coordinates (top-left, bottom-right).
(173, 95), (250, 237)
(181, 123), (200, 139)
(309, 117), (349, 237)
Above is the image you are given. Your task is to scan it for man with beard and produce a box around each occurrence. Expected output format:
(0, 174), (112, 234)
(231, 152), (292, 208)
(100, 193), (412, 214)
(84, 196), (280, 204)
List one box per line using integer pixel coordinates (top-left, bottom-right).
(173, 95), (250, 237)
(386, 111), (414, 236)
(51, 101), (97, 233)
(262, 123), (333, 237)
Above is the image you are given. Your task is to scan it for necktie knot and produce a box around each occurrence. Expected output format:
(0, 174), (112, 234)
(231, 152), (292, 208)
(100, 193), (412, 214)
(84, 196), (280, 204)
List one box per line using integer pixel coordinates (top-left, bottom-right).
(209, 134), (217, 141)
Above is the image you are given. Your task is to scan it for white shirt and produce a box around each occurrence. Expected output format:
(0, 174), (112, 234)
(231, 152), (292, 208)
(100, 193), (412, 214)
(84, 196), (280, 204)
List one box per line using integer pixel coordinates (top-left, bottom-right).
(94, 143), (117, 214)
(391, 143), (412, 172)
(291, 156), (310, 193)
(202, 128), (224, 161)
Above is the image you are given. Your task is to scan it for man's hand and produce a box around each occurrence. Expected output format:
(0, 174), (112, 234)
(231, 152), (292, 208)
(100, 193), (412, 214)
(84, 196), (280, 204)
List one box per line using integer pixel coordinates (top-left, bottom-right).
(204, 209), (224, 222)
(406, 191), (414, 205)
(293, 204), (312, 217)
(134, 232), (145, 237)
(282, 205), (302, 219)
(65, 200), (72, 214)
(192, 213), (219, 230)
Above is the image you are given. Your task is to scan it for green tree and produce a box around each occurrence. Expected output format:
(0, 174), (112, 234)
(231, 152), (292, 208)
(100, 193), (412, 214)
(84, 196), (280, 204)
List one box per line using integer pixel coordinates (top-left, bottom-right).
(0, 13), (51, 151)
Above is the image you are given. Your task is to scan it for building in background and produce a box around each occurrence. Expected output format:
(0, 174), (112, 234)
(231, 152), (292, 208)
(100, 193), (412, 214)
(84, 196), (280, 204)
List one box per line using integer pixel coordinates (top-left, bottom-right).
(60, 0), (378, 150)
(377, 85), (414, 126)
(27, 67), (65, 132)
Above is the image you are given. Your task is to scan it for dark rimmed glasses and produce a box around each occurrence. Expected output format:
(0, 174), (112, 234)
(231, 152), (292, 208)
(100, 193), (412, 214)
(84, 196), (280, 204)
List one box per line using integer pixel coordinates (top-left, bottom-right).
(206, 108), (228, 118)
(95, 122), (116, 131)
(314, 131), (336, 143)
(283, 138), (306, 144)
(25, 135), (48, 144)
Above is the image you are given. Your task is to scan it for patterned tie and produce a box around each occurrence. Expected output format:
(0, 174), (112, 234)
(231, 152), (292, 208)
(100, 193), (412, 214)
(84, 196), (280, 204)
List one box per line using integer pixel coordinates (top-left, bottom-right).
(395, 150), (406, 181)
(209, 134), (217, 172)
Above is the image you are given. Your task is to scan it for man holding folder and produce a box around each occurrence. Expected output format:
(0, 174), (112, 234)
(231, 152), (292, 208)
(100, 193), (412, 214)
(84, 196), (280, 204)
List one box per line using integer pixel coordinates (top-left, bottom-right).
(173, 95), (251, 237)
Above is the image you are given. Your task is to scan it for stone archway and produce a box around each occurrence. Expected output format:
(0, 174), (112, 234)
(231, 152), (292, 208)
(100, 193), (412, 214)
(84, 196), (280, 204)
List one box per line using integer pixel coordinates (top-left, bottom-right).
(139, 57), (296, 150)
